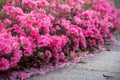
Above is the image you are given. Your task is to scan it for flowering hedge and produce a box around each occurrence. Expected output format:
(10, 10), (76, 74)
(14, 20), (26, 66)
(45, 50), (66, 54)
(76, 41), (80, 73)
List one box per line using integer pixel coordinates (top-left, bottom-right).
(0, 0), (120, 79)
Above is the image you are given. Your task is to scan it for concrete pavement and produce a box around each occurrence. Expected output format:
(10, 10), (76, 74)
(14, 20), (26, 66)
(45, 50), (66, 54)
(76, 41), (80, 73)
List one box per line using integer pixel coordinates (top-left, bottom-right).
(28, 42), (120, 80)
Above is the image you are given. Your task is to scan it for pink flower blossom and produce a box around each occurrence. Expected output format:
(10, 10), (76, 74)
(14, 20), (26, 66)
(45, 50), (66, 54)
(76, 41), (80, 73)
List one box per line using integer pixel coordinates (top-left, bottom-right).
(3, 18), (11, 25)
(0, 58), (10, 71)
(37, 0), (49, 7)
(59, 4), (71, 12)
(19, 72), (28, 80)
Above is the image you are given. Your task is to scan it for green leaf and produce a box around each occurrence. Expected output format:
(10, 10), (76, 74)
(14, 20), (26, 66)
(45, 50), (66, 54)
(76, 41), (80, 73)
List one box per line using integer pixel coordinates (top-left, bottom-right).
(37, 60), (43, 65)
(78, 61), (87, 64)
(76, 51), (88, 55)
(91, 47), (98, 51)
(0, 10), (3, 14)
(117, 31), (120, 35)
(37, 51), (44, 56)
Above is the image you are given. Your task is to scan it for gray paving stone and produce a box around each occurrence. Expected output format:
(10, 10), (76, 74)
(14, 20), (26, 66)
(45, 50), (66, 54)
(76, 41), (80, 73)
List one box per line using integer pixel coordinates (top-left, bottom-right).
(74, 51), (120, 73)
(28, 45), (120, 80)
(28, 67), (120, 80)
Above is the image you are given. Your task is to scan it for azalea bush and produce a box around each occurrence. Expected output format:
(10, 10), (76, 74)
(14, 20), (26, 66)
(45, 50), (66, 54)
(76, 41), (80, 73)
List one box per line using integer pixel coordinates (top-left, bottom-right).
(0, 0), (120, 79)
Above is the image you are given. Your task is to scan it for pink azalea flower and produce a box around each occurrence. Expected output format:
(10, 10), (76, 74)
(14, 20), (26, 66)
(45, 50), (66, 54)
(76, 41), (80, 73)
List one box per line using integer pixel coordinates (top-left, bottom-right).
(3, 18), (11, 25)
(0, 58), (10, 71)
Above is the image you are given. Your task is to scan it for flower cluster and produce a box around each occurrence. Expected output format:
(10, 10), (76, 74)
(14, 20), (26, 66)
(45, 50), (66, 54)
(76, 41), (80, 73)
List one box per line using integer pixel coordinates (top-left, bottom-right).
(0, 0), (120, 79)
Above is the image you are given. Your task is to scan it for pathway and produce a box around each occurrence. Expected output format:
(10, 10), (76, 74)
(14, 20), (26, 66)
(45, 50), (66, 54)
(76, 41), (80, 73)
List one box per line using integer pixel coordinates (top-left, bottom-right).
(28, 36), (120, 80)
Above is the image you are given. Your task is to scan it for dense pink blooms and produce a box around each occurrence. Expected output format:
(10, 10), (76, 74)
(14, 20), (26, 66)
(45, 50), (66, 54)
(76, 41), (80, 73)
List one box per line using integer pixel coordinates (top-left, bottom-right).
(37, 0), (49, 7)
(0, 0), (120, 79)
(22, 0), (37, 9)
(59, 4), (71, 12)
(38, 35), (51, 48)
(3, 5), (23, 20)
